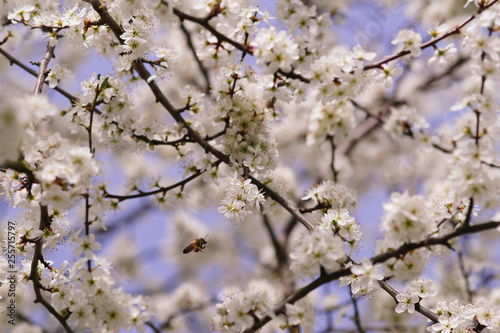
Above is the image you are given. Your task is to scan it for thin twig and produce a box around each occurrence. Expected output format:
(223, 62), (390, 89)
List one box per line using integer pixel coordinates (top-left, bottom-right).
(250, 176), (314, 231)
(457, 248), (473, 303)
(261, 211), (286, 271)
(94, 202), (153, 235)
(378, 280), (438, 322)
(349, 285), (365, 333)
(160, 301), (217, 329)
(104, 169), (206, 202)
(328, 135), (338, 182)
(33, 44), (55, 95)
(243, 220), (500, 332)
(29, 206), (74, 333)
(0, 47), (78, 102)
(84, 195), (92, 273)
(161, 1), (253, 55)
(28, 41), (75, 333)
(179, 20), (210, 93)
(299, 203), (329, 214)
(341, 117), (382, 157)
(145, 321), (162, 333)
(85, 0), (315, 232)
(362, 1), (499, 71)
(463, 197), (474, 228)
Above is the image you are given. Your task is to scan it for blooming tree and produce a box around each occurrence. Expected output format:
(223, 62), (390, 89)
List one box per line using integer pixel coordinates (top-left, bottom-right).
(1, 0), (500, 332)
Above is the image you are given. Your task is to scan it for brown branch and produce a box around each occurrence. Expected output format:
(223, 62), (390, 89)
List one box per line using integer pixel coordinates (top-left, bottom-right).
(457, 248), (473, 303)
(160, 300), (217, 329)
(16, 312), (52, 333)
(29, 205), (74, 333)
(132, 127), (226, 147)
(418, 56), (468, 92)
(363, 0), (499, 71)
(22, 38), (75, 332)
(378, 280), (438, 322)
(104, 168), (207, 202)
(249, 175), (314, 231)
(33, 44), (55, 95)
(260, 211), (294, 294)
(328, 135), (338, 182)
(261, 212), (287, 272)
(179, 20), (210, 93)
(161, 1), (253, 55)
(349, 285), (365, 333)
(84, 194), (92, 273)
(0, 47), (78, 103)
(145, 321), (162, 333)
(85, 0), (315, 232)
(370, 221), (499, 265)
(299, 203), (329, 214)
(244, 220), (500, 332)
(277, 68), (310, 83)
(318, 325), (407, 333)
(341, 117), (382, 157)
(11, 19), (69, 31)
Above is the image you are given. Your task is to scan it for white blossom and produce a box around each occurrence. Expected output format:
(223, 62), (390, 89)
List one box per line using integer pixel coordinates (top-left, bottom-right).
(218, 174), (265, 224)
(289, 230), (345, 279)
(391, 29), (423, 57)
(395, 292), (419, 313)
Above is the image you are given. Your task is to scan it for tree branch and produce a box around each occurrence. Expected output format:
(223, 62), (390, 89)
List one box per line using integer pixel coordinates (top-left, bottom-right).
(33, 44), (55, 95)
(24, 40), (75, 333)
(378, 280), (438, 322)
(457, 247), (473, 303)
(161, 1), (253, 55)
(349, 285), (365, 333)
(30, 205), (74, 333)
(362, 0), (499, 71)
(328, 135), (338, 182)
(145, 321), (162, 333)
(104, 168), (207, 202)
(86, 0), (315, 232)
(249, 175), (314, 231)
(371, 221), (499, 265)
(244, 220), (500, 332)
(0, 47), (78, 103)
(179, 20), (211, 93)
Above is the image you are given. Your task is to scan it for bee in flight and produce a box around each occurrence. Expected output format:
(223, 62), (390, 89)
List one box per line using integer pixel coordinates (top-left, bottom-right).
(183, 234), (209, 254)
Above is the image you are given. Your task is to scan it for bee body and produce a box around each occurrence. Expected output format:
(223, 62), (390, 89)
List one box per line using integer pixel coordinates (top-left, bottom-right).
(183, 235), (208, 254)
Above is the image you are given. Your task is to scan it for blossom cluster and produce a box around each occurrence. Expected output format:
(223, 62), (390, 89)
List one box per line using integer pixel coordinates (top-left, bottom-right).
(41, 256), (151, 332)
(281, 299), (316, 332)
(427, 300), (500, 333)
(218, 174), (265, 224)
(0, 93), (57, 165)
(318, 208), (363, 250)
(302, 181), (357, 210)
(289, 229), (345, 279)
(380, 191), (436, 244)
(339, 259), (383, 295)
(212, 282), (278, 333)
(383, 105), (430, 141)
(23, 133), (99, 212)
(375, 192), (439, 280)
(306, 100), (357, 146)
(394, 279), (437, 314)
(252, 27), (299, 74)
(1, 0), (500, 332)
(211, 66), (280, 174)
